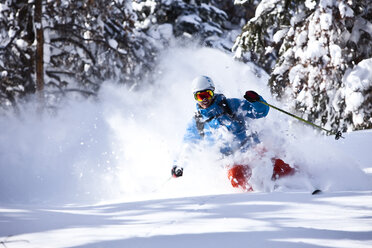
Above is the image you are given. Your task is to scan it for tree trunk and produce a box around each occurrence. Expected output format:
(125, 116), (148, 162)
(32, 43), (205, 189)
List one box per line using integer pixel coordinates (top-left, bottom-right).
(35, 0), (44, 103)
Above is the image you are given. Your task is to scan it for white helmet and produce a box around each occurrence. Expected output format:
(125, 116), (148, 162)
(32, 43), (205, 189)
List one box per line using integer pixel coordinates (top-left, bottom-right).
(191, 75), (215, 94)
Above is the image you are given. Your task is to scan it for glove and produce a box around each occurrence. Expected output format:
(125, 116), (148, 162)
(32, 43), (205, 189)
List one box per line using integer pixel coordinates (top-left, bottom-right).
(244, 91), (260, 102)
(171, 165), (183, 178)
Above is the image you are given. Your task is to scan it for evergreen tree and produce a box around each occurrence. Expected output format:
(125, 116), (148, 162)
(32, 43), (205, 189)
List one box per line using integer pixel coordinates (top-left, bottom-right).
(0, 0), (35, 109)
(0, 0), (253, 111)
(233, 0), (299, 71)
(234, 0), (372, 131)
(43, 0), (155, 104)
(0, 0), (154, 110)
(132, 0), (252, 53)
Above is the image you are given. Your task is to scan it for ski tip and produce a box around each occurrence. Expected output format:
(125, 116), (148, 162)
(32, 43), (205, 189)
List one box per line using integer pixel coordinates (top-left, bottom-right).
(312, 189), (322, 195)
(335, 131), (344, 140)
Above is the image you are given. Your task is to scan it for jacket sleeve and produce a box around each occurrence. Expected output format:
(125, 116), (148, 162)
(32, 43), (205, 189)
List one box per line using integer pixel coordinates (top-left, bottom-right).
(173, 119), (202, 169)
(246, 96), (269, 118)
(228, 96), (269, 119)
(183, 118), (202, 144)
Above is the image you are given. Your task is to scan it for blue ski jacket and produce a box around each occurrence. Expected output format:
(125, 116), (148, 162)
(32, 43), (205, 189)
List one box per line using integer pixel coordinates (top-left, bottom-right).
(183, 93), (269, 155)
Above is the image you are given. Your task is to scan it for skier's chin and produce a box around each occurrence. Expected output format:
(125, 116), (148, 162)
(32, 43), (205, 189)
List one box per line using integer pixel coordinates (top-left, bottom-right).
(199, 99), (212, 109)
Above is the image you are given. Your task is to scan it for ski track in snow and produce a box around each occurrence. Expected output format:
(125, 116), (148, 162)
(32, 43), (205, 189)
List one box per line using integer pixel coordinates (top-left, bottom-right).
(1, 47), (372, 247)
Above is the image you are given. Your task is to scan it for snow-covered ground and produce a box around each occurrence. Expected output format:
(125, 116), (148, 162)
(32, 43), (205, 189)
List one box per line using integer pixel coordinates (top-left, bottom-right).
(1, 47), (371, 247)
(1, 188), (372, 248)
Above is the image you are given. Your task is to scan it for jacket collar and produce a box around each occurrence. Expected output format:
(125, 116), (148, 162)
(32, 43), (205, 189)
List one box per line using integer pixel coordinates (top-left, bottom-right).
(195, 94), (224, 119)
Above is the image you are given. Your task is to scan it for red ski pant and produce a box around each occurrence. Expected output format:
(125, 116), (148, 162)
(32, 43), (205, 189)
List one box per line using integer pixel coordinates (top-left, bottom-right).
(227, 158), (295, 191)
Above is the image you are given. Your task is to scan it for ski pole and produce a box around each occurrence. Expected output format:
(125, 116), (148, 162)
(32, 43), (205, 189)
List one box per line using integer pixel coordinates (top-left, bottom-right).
(151, 176), (172, 193)
(259, 100), (344, 140)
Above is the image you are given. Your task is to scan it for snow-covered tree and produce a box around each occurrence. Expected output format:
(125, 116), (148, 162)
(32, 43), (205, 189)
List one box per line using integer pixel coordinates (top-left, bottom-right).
(233, 0), (298, 71)
(0, 0), (254, 111)
(342, 58), (372, 130)
(132, 0), (253, 53)
(0, 0), (155, 110)
(234, 0), (372, 131)
(0, 1), (35, 109)
(44, 0), (156, 103)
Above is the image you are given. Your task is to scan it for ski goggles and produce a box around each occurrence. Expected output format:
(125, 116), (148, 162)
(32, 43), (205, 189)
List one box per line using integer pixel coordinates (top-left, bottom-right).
(194, 90), (214, 101)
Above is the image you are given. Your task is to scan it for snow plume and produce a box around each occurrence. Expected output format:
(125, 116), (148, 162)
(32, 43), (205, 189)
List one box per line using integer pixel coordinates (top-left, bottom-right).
(0, 46), (371, 205)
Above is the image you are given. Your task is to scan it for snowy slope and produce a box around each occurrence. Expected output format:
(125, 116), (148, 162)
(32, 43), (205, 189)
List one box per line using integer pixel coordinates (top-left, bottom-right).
(1, 189), (372, 248)
(0, 47), (372, 247)
(2, 130), (372, 247)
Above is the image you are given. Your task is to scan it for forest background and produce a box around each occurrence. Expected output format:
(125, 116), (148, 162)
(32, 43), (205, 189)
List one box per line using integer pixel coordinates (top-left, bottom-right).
(0, 0), (371, 132)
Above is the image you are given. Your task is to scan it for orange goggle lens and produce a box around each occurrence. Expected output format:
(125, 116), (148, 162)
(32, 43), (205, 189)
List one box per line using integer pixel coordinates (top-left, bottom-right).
(194, 90), (214, 101)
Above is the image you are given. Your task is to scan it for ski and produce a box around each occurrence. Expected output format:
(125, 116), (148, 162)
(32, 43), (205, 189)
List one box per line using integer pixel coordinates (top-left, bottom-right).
(311, 189), (322, 195)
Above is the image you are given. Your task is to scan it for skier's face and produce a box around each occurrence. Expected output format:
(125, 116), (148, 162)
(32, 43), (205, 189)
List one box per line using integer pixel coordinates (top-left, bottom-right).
(194, 90), (214, 109)
(198, 97), (213, 109)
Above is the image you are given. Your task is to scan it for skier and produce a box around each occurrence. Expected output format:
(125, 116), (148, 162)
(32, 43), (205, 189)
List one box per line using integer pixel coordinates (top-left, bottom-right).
(171, 75), (295, 191)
